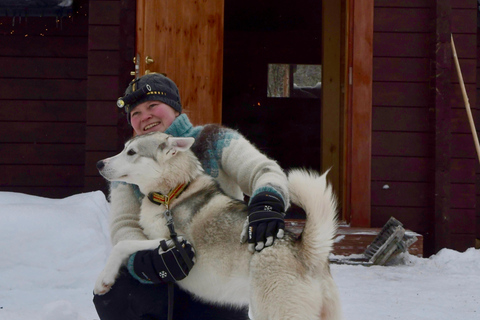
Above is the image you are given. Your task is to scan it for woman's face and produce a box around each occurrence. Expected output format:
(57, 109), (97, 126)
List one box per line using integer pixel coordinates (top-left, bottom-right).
(130, 101), (179, 135)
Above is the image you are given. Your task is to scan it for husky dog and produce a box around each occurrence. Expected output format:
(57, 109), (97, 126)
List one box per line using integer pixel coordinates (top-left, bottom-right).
(94, 132), (342, 320)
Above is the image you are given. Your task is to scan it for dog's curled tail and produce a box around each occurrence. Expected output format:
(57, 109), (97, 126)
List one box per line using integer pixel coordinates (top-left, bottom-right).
(288, 169), (338, 271)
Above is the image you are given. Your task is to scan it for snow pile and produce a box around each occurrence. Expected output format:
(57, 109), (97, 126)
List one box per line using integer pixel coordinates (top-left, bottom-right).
(0, 192), (111, 320)
(332, 249), (480, 319)
(0, 191), (479, 319)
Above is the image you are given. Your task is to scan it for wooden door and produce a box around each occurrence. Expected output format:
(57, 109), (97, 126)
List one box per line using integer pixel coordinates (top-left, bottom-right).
(136, 0), (224, 125)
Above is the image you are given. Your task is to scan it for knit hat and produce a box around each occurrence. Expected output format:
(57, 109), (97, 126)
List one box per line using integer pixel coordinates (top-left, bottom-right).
(117, 73), (182, 123)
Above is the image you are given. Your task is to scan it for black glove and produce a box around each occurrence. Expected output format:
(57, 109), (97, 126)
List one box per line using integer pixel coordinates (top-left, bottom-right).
(247, 191), (285, 252)
(130, 238), (195, 284)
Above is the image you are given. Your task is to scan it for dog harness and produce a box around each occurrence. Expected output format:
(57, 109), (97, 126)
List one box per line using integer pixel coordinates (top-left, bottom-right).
(147, 183), (194, 320)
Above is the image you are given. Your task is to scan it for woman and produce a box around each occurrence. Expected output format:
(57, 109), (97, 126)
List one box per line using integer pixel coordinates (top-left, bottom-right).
(94, 73), (289, 320)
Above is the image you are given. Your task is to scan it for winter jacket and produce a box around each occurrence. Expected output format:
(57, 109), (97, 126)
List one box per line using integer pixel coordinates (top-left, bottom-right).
(108, 114), (289, 246)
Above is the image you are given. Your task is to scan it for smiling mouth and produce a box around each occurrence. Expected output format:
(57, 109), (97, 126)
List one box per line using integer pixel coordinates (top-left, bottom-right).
(144, 122), (160, 131)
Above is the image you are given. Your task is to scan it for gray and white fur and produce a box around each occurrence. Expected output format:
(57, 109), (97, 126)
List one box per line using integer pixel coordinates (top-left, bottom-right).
(94, 131), (343, 320)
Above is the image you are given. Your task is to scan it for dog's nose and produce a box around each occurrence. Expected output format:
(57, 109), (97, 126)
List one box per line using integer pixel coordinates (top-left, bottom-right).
(96, 160), (105, 171)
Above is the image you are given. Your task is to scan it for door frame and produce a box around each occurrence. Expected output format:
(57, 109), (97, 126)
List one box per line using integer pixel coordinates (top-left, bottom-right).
(344, 0), (373, 227)
(131, 0), (373, 227)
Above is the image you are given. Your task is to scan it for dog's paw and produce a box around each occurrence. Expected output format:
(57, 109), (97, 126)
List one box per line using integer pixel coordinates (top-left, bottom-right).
(93, 270), (117, 295)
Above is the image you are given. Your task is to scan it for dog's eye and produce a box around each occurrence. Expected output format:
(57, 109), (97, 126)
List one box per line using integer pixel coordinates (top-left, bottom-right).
(127, 149), (136, 156)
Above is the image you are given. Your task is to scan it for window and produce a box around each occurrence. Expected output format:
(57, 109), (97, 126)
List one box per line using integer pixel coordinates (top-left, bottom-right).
(267, 64), (321, 99)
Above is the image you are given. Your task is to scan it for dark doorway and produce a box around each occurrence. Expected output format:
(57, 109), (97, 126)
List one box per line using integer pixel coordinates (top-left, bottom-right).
(222, 0), (322, 172)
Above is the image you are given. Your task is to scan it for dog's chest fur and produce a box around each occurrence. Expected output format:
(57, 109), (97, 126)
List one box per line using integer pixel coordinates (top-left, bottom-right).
(137, 175), (242, 241)
(139, 201), (171, 239)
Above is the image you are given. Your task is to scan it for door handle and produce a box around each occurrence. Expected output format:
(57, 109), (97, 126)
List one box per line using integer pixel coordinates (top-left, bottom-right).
(145, 56), (154, 65)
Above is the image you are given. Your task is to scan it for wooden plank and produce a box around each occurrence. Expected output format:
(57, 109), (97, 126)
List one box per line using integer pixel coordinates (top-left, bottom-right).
(88, 26), (120, 50)
(451, 108), (479, 133)
(451, 8), (477, 34)
(0, 36), (88, 58)
(0, 144), (85, 165)
(86, 76), (120, 100)
(371, 156), (430, 182)
(87, 51), (120, 76)
(451, 183), (476, 209)
(85, 151), (121, 176)
(373, 58), (430, 82)
(85, 126), (119, 151)
(450, 59), (476, 83)
(1, 165), (84, 186)
(0, 57), (87, 79)
(450, 84), (476, 108)
(372, 132), (431, 157)
(0, 10), (89, 37)
(371, 206), (430, 233)
(89, 1), (121, 25)
(86, 101), (119, 126)
(332, 227), (423, 256)
(0, 123), (85, 143)
(0, 79), (87, 100)
(0, 186), (84, 199)
(451, 133), (476, 158)
(477, 214), (480, 239)
(434, 0), (452, 253)
(373, 107), (430, 132)
(374, 33), (431, 58)
(450, 34), (477, 59)
(373, 82), (430, 107)
(451, 158), (476, 183)
(0, 101), (86, 122)
(374, 8), (432, 33)
(450, 234), (476, 252)
(450, 209), (476, 233)
(371, 181), (431, 207)
(348, 0), (373, 227)
(286, 220), (424, 257)
(322, 0), (342, 211)
(374, 0), (430, 7)
(139, 0), (224, 126)
(451, 0), (477, 9)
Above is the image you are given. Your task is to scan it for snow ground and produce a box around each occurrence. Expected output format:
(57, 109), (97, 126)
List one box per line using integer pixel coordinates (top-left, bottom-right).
(0, 191), (478, 320)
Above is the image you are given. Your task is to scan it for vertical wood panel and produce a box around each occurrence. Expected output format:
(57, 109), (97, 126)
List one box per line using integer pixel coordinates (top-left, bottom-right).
(138, 0), (224, 126)
(84, 0), (132, 194)
(0, 1), (89, 198)
(434, 0), (452, 253)
(347, 0), (373, 227)
(322, 0), (342, 212)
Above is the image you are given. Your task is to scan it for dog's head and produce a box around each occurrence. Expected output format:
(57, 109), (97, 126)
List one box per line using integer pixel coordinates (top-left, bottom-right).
(96, 132), (196, 190)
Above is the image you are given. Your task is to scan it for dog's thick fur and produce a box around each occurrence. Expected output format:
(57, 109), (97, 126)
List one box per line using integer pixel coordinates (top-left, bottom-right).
(94, 132), (342, 320)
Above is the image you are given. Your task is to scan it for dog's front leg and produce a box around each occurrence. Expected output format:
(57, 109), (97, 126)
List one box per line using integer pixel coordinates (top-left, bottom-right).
(94, 239), (161, 295)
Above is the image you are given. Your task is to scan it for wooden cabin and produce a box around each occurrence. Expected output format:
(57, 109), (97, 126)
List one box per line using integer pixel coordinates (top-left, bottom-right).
(0, 0), (478, 256)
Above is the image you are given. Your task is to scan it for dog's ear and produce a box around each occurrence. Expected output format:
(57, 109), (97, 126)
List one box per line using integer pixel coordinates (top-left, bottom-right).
(165, 137), (195, 155)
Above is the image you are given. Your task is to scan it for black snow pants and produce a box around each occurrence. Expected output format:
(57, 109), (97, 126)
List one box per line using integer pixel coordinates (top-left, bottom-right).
(93, 268), (249, 320)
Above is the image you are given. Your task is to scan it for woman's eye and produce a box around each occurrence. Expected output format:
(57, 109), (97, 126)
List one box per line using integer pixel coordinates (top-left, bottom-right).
(127, 149), (136, 156)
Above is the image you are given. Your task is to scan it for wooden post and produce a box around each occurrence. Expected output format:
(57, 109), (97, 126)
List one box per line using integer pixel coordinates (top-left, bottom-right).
(433, 0), (452, 254)
(347, 0), (373, 227)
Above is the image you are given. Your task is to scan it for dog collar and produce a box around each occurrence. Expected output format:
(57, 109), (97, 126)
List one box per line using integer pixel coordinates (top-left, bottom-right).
(147, 183), (189, 209)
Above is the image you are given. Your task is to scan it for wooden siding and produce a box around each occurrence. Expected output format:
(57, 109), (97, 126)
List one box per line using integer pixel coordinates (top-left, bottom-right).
(84, 0), (136, 195)
(0, 0), (134, 198)
(0, 1), (89, 198)
(477, 14), (480, 244)
(372, 0), (477, 255)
